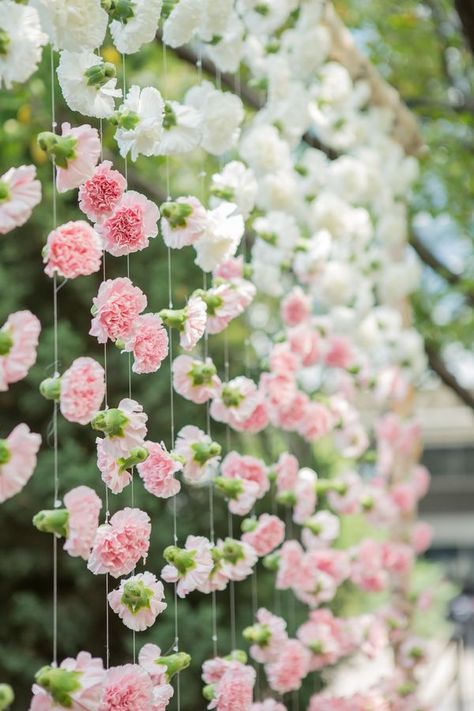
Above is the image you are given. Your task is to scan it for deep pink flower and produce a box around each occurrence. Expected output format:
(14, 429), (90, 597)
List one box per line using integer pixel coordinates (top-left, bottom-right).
(98, 190), (159, 257)
(122, 314), (168, 374)
(0, 310), (41, 391)
(99, 664), (153, 710)
(172, 354), (221, 404)
(79, 160), (127, 223)
(30, 651), (105, 711)
(63, 485), (102, 560)
(265, 639), (310, 694)
(281, 287), (311, 327)
(108, 572), (167, 632)
(44, 220), (102, 279)
(90, 278), (147, 344)
(241, 514), (285, 557)
(0, 423), (41, 503)
(0, 165), (41, 234)
(60, 357), (105, 424)
(137, 441), (181, 498)
(88, 507), (151, 578)
(56, 122), (101, 193)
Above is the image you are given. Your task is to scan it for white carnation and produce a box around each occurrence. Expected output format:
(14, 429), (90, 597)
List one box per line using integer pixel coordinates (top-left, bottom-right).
(114, 85), (164, 161)
(31, 0), (108, 51)
(210, 161), (257, 218)
(206, 14), (245, 74)
(237, 0), (298, 36)
(199, 0), (234, 42)
(57, 51), (122, 119)
(240, 124), (292, 176)
(194, 203), (244, 272)
(158, 101), (202, 155)
(0, 1), (47, 89)
(110, 0), (162, 54)
(185, 81), (244, 156)
(162, 0), (202, 48)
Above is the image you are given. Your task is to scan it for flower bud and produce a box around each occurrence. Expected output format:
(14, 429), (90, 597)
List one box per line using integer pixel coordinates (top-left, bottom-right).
(40, 376), (61, 401)
(33, 509), (69, 538)
(0, 684), (14, 710)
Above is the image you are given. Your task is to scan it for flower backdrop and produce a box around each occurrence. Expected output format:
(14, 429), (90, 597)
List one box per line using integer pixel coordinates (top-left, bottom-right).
(0, 1), (456, 710)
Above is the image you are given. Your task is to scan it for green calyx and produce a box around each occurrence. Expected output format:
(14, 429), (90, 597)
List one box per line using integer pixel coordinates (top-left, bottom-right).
(315, 479), (346, 496)
(263, 552), (280, 571)
(309, 640), (324, 654)
(164, 545), (196, 575)
(156, 652), (191, 681)
(210, 185), (234, 202)
(84, 61), (117, 88)
(221, 385), (243, 409)
(120, 579), (154, 613)
(40, 376), (61, 402)
(276, 490), (297, 507)
(110, 109), (140, 131)
(257, 230), (277, 246)
(189, 361), (217, 387)
(161, 201), (193, 228)
(0, 29), (10, 56)
(0, 180), (10, 203)
(221, 538), (244, 565)
(0, 684), (14, 710)
(37, 132), (77, 169)
(225, 649), (248, 664)
(304, 519), (322, 535)
(35, 667), (81, 708)
(0, 329), (13, 355)
(195, 291), (224, 317)
(241, 516), (257, 533)
(214, 476), (243, 501)
(202, 684), (215, 701)
(117, 446), (148, 473)
(159, 308), (186, 331)
(161, 0), (178, 19)
(0, 440), (10, 466)
(163, 102), (177, 130)
(33, 509), (69, 538)
(243, 623), (271, 647)
(191, 440), (221, 465)
(101, 0), (135, 22)
(91, 408), (129, 438)
(255, 3), (269, 15)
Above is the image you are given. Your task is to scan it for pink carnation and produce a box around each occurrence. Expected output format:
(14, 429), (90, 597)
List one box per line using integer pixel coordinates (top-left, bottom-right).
(137, 441), (181, 498)
(210, 661), (255, 711)
(60, 357), (105, 424)
(181, 295), (207, 351)
(288, 325), (320, 366)
(269, 343), (300, 374)
(96, 398), (148, 458)
(324, 335), (354, 369)
(90, 278), (147, 344)
(108, 572), (167, 632)
(88, 507), (151, 578)
(350, 539), (388, 592)
(242, 514), (285, 556)
(297, 609), (350, 670)
(210, 377), (260, 428)
(63, 485), (102, 560)
(98, 190), (159, 257)
(30, 651), (105, 711)
(0, 310), (41, 391)
(96, 437), (133, 494)
(172, 354), (221, 404)
(122, 314), (169, 374)
(205, 281), (255, 335)
(265, 639), (310, 694)
(138, 644), (168, 684)
(327, 471), (363, 514)
(161, 196), (207, 248)
(236, 400), (269, 433)
(247, 608), (288, 664)
(281, 287), (311, 327)
(99, 664), (153, 710)
(213, 255), (244, 280)
(218, 538), (257, 582)
(251, 702), (287, 711)
(161, 534), (213, 598)
(44, 220), (102, 279)
(413, 465), (431, 498)
(411, 521), (432, 553)
(0, 165), (41, 234)
(276, 541), (306, 590)
(0, 423), (41, 503)
(79, 160), (127, 223)
(301, 511), (340, 550)
(221, 451), (269, 497)
(381, 541), (414, 576)
(56, 122), (101, 193)
(274, 452), (299, 493)
(297, 402), (333, 443)
(174, 425), (220, 483)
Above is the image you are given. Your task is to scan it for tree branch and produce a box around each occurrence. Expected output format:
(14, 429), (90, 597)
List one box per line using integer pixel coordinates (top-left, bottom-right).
(454, 0), (474, 55)
(425, 343), (474, 410)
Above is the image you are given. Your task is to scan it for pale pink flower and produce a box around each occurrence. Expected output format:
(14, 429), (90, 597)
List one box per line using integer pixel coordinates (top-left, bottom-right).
(60, 357), (105, 424)
(96, 437), (133, 494)
(274, 452), (299, 493)
(213, 256), (244, 280)
(399, 636), (428, 669)
(88, 507), (151, 578)
(209, 661), (255, 711)
(324, 335), (354, 369)
(276, 541), (305, 590)
(0, 165), (41, 234)
(347, 614), (388, 659)
(98, 190), (159, 257)
(138, 644), (167, 684)
(122, 314), (168, 374)
(293, 568), (338, 608)
(221, 451), (269, 498)
(44, 220), (102, 279)
(0, 310), (41, 391)
(152, 684), (174, 711)
(202, 657), (232, 685)
(99, 664), (153, 710)
(413, 464), (431, 498)
(63, 485), (102, 560)
(137, 441), (181, 498)
(307, 549), (351, 586)
(79, 160), (127, 223)
(297, 609), (350, 671)
(181, 294), (207, 351)
(0, 423), (41, 503)
(198, 555), (230, 594)
(411, 521), (432, 553)
(236, 400), (269, 433)
(281, 287), (311, 327)
(90, 277), (147, 344)
(271, 391), (309, 432)
(391, 482), (417, 514)
(251, 702), (287, 711)
(265, 639), (310, 694)
(293, 468), (317, 525)
(260, 372), (298, 416)
(172, 355), (221, 404)
(302, 511), (340, 550)
(381, 541), (414, 576)
(298, 402), (333, 443)
(94, 398), (148, 458)
(210, 376), (260, 428)
(288, 325), (320, 366)
(174, 425), (220, 483)
(218, 538), (257, 581)
(161, 534), (214, 598)
(108, 572), (167, 631)
(30, 651), (105, 711)
(327, 471), (363, 514)
(350, 539), (388, 592)
(242, 514), (285, 556)
(55, 122), (101, 193)
(204, 281), (256, 335)
(269, 343), (300, 374)
(227, 479), (260, 516)
(161, 196), (207, 248)
(246, 608), (288, 664)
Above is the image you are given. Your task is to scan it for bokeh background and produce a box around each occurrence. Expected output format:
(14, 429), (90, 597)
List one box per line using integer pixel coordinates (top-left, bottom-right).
(1, 1), (473, 708)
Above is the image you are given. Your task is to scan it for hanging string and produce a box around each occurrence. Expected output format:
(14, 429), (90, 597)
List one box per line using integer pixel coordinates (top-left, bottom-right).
(49, 46), (60, 669)
(162, 41), (181, 711)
